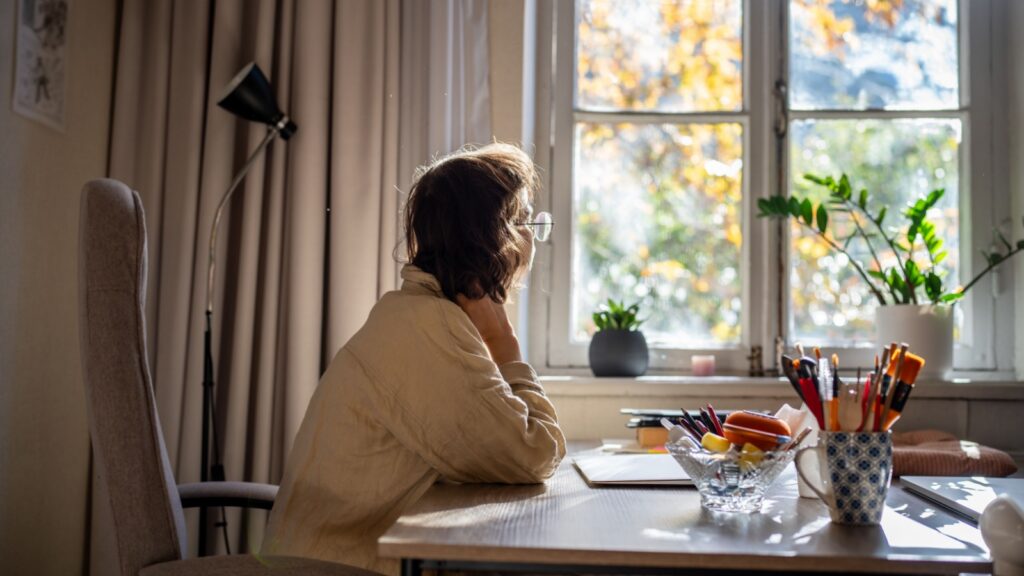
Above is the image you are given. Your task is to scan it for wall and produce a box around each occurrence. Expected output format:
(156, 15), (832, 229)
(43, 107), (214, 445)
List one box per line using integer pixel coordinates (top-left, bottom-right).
(0, 0), (118, 574)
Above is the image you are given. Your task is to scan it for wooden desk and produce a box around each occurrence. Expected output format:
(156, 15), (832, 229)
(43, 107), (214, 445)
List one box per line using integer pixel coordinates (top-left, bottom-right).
(378, 444), (992, 575)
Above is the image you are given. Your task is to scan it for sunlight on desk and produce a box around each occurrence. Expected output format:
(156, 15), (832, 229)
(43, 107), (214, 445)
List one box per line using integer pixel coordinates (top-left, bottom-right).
(881, 507), (967, 550)
(379, 443), (993, 575)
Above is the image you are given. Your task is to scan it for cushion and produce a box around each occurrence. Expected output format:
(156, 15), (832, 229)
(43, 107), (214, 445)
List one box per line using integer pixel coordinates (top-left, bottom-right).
(893, 429), (1019, 477)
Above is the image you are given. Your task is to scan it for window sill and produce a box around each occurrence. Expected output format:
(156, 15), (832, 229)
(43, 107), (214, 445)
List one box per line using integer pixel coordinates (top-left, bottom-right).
(538, 370), (1024, 400)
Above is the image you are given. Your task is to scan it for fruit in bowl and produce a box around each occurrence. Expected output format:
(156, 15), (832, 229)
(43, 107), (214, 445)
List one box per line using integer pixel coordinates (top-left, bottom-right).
(667, 411), (799, 513)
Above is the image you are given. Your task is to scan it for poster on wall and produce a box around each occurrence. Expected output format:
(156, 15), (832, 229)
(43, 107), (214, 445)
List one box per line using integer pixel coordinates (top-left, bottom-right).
(13, 0), (69, 132)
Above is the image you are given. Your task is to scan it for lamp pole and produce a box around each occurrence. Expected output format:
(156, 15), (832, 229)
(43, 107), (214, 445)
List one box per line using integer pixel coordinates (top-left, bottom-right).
(199, 125), (281, 555)
(198, 61), (296, 556)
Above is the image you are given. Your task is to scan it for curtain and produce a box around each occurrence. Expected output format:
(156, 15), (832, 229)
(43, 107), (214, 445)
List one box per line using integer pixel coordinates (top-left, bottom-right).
(93, 0), (491, 571)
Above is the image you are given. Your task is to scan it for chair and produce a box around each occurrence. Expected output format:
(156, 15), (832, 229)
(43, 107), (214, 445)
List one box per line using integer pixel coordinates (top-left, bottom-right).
(78, 179), (376, 576)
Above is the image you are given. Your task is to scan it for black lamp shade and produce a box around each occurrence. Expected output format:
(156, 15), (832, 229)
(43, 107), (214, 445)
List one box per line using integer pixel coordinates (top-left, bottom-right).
(217, 62), (297, 140)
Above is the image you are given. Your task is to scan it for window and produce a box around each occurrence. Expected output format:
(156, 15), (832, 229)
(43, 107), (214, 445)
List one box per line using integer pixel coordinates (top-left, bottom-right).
(573, 1), (745, 349)
(534, 0), (1011, 373)
(788, 0), (961, 345)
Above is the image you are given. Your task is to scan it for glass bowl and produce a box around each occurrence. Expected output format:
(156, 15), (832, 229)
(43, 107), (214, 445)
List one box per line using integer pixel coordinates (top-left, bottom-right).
(667, 440), (796, 513)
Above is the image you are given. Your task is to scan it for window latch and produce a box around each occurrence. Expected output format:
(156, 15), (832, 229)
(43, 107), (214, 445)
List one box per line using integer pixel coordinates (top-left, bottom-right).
(773, 79), (788, 140)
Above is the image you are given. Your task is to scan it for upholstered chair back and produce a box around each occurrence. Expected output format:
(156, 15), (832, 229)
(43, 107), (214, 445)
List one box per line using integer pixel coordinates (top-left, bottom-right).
(78, 179), (187, 574)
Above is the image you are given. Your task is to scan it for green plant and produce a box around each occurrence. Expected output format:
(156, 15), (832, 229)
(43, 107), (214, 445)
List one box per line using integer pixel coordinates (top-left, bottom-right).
(592, 299), (644, 331)
(758, 173), (1024, 306)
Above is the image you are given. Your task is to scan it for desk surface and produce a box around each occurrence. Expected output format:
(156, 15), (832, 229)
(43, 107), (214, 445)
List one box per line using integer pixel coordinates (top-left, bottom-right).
(378, 443), (991, 574)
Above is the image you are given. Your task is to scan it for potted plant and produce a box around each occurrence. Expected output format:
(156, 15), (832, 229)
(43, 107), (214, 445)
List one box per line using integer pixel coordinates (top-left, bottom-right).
(589, 299), (649, 377)
(758, 173), (1024, 377)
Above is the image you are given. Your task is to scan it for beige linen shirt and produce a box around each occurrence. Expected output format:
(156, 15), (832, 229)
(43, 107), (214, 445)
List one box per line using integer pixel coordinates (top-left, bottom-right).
(262, 265), (566, 575)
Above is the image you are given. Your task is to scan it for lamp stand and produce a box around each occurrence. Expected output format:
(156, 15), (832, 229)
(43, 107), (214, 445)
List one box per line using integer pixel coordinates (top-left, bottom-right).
(199, 126), (280, 556)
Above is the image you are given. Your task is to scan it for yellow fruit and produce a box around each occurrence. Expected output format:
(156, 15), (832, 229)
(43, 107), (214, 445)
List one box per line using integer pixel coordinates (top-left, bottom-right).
(740, 442), (764, 462)
(701, 432), (731, 453)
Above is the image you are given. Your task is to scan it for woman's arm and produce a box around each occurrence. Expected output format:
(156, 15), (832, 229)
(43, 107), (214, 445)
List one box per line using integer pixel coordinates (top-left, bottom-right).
(377, 296), (566, 484)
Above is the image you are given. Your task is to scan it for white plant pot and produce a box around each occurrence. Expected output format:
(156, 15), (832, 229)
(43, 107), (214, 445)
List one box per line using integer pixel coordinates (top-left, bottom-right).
(875, 304), (953, 380)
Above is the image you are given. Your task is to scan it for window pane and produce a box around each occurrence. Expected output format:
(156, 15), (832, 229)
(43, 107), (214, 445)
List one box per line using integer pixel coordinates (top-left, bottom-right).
(573, 122), (744, 347)
(789, 118), (961, 344)
(576, 0), (742, 113)
(789, 0), (958, 110)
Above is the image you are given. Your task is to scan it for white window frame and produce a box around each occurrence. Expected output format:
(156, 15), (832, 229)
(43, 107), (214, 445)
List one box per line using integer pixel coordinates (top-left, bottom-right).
(528, 0), (1014, 375)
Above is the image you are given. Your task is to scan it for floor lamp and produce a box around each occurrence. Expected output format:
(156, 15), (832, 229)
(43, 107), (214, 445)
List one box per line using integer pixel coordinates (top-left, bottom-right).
(199, 62), (297, 555)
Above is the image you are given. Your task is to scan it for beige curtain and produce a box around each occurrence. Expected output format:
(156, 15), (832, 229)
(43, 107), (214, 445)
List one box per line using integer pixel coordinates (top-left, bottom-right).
(94, 0), (491, 570)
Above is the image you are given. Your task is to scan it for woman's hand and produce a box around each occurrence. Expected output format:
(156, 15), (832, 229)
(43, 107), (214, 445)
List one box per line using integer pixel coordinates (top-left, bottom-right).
(455, 294), (522, 365)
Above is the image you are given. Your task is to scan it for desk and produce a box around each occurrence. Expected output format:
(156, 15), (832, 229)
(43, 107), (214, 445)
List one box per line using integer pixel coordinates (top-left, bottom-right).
(378, 443), (991, 575)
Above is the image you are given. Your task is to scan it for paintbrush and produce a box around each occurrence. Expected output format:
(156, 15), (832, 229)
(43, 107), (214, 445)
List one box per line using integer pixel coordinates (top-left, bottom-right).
(880, 343), (909, 431)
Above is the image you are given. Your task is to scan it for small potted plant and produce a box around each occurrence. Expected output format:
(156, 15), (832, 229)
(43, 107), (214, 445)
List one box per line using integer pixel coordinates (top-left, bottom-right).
(758, 173), (1023, 377)
(589, 299), (649, 377)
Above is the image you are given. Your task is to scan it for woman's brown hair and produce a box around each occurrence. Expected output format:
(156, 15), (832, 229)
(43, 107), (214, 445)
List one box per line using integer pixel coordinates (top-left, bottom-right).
(404, 143), (539, 304)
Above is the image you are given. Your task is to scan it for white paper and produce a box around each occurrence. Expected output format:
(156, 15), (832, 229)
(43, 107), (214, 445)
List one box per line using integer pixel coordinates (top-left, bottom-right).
(573, 454), (692, 486)
(13, 0), (69, 131)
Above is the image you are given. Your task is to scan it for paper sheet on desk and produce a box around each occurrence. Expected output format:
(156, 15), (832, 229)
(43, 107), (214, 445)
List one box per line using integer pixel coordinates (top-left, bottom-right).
(573, 454), (692, 486)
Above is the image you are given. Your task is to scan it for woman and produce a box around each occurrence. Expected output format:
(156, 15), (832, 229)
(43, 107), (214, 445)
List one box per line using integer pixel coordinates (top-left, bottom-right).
(263, 143), (566, 575)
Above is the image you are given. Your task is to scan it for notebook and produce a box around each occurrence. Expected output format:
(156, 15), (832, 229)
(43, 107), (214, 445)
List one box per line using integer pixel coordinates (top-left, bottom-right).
(573, 454), (692, 486)
(901, 476), (1024, 521)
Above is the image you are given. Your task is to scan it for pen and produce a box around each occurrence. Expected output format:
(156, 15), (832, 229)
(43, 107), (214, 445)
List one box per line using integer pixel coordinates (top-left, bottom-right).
(861, 346), (889, 431)
(798, 372), (825, 429)
(866, 356), (877, 407)
(831, 353), (840, 400)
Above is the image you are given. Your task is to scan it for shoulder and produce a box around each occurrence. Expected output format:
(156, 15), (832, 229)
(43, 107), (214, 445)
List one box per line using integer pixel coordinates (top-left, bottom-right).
(351, 289), (485, 355)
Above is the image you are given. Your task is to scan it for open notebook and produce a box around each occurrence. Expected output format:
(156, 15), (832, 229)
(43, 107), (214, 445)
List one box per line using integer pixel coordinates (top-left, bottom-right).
(902, 476), (1024, 521)
(573, 454), (692, 486)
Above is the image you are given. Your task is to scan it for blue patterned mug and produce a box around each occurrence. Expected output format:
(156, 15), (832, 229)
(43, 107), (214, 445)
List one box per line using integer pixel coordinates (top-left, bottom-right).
(795, 431), (893, 525)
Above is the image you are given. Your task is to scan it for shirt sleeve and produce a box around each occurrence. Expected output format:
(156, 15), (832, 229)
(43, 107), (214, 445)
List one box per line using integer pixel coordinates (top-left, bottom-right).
(380, 301), (567, 484)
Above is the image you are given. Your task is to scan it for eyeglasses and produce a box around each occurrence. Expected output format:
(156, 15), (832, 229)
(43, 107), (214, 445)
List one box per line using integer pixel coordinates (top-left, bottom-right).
(518, 211), (553, 242)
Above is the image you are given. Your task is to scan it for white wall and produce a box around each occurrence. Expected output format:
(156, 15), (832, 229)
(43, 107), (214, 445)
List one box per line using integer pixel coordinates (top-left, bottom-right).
(0, 0), (118, 573)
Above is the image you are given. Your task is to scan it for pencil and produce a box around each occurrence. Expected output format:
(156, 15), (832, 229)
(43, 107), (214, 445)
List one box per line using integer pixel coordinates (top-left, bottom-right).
(706, 404), (725, 436)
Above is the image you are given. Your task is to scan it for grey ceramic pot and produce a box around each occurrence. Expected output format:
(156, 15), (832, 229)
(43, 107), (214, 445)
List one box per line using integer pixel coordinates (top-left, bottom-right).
(589, 329), (649, 377)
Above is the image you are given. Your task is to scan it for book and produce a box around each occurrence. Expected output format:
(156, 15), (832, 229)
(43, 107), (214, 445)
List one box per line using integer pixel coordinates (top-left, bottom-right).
(902, 476), (1024, 522)
(572, 454), (692, 486)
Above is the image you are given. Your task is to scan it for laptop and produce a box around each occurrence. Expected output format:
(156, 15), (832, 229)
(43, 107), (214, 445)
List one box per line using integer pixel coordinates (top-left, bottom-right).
(901, 476), (1024, 522)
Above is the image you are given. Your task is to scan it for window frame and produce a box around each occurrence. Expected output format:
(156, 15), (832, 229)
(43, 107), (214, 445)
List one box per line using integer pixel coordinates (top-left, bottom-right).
(528, 0), (1014, 374)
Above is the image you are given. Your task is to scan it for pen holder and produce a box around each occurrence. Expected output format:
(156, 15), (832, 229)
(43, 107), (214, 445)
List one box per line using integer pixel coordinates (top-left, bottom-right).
(795, 431), (893, 525)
